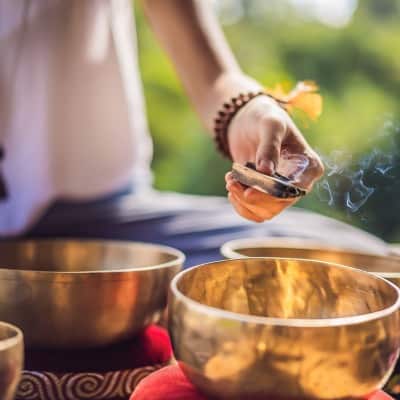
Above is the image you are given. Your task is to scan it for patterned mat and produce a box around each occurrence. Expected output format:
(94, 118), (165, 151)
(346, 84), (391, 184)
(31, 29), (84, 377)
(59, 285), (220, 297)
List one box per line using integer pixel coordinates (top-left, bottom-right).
(16, 325), (172, 400)
(16, 364), (166, 400)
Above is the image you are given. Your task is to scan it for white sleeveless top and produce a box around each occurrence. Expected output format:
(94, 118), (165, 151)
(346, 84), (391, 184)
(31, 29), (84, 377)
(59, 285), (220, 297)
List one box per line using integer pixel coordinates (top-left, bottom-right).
(0, 0), (153, 235)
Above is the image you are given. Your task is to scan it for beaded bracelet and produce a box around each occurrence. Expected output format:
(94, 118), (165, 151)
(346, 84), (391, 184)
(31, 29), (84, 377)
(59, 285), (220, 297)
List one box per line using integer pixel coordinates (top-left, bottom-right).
(213, 91), (287, 160)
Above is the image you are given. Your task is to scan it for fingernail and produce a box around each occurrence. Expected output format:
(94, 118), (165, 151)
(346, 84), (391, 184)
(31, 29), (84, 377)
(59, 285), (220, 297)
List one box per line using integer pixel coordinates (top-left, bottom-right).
(258, 160), (275, 174)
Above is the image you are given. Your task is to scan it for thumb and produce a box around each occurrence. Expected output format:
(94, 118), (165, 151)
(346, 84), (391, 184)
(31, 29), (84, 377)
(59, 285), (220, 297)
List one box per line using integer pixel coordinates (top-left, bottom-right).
(255, 118), (285, 175)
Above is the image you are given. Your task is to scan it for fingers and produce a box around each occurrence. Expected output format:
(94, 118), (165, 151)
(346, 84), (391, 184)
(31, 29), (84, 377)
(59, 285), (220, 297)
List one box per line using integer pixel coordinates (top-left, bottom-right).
(299, 151), (324, 189)
(226, 173), (295, 222)
(286, 122), (324, 187)
(228, 192), (264, 223)
(243, 187), (293, 205)
(256, 116), (286, 175)
(284, 143), (324, 190)
(232, 186), (294, 220)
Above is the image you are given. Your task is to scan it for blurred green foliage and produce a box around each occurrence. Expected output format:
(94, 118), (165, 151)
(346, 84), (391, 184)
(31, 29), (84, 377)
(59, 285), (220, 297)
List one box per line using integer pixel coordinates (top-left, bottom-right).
(135, 0), (400, 241)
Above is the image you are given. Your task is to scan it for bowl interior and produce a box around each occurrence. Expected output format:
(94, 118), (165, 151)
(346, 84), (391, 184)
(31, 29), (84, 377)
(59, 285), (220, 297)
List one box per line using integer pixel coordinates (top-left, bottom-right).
(0, 240), (181, 272)
(176, 258), (399, 320)
(0, 325), (18, 341)
(0, 323), (21, 351)
(233, 246), (400, 274)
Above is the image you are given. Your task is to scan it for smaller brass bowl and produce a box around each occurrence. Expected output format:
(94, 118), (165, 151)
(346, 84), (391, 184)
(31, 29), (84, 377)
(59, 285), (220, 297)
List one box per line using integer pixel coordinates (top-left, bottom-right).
(221, 238), (400, 287)
(0, 322), (23, 400)
(169, 258), (400, 400)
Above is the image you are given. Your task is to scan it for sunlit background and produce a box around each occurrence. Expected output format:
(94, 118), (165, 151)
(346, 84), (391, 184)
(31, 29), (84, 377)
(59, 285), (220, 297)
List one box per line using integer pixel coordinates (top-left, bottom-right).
(135, 0), (400, 241)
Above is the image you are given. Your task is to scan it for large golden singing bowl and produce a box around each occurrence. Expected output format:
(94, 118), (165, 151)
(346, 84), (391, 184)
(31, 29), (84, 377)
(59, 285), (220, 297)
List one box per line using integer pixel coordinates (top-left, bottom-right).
(0, 240), (184, 349)
(0, 322), (23, 400)
(169, 258), (400, 399)
(221, 238), (400, 287)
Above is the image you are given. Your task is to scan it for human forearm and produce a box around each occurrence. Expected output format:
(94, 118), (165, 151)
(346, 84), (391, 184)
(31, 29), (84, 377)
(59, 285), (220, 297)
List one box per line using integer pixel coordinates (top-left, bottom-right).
(141, 0), (262, 133)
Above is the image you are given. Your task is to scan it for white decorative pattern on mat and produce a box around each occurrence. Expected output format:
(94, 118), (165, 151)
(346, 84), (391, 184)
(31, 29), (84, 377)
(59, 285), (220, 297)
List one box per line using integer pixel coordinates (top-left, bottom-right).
(16, 365), (163, 400)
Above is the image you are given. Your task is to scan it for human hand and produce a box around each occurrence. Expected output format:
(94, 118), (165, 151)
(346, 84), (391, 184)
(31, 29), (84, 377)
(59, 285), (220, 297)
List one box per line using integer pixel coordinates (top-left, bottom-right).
(225, 95), (324, 222)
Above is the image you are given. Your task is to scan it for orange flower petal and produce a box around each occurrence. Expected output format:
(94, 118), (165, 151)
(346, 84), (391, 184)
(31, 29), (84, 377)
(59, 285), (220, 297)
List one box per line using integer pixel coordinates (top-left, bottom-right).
(265, 80), (323, 121)
(290, 92), (323, 120)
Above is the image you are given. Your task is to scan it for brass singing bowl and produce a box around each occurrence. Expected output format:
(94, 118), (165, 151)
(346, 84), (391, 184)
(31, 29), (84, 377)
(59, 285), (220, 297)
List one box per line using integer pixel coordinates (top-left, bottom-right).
(221, 238), (400, 287)
(0, 322), (23, 400)
(0, 240), (184, 349)
(169, 258), (400, 399)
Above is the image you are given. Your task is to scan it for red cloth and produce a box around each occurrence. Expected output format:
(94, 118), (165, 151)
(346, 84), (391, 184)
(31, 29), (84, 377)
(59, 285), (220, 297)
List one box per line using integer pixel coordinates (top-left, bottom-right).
(130, 364), (394, 400)
(25, 325), (172, 373)
(131, 365), (207, 400)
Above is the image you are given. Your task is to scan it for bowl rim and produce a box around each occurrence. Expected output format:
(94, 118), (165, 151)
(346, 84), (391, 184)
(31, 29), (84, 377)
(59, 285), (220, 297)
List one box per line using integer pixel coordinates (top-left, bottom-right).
(0, 239), (185, 275)
(0, 321), (23, 352)
(170, 257), (400, 328)
(220, 238), (400, 279)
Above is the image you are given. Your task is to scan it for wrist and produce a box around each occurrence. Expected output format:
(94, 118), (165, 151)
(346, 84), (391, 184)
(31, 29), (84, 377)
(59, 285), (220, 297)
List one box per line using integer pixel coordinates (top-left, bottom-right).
(204, 73), (263, 132)
(213, 82), (289, 160)
(214, 90), (267, 160)
(213, 73), (263, 99)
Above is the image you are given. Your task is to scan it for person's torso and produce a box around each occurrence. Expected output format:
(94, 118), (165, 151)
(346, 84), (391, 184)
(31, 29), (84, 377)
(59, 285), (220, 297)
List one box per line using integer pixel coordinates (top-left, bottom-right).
(0, 0), (153, 235)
